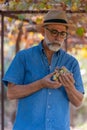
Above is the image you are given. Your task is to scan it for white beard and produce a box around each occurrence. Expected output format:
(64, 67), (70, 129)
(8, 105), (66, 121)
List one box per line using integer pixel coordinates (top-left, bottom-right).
(45, 34), (64, 52)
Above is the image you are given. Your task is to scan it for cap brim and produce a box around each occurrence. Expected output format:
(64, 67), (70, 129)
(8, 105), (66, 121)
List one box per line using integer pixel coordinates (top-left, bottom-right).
(44, 22), (70, 27)
(35, 22), (72, 34)
(36, 22), (71, 28)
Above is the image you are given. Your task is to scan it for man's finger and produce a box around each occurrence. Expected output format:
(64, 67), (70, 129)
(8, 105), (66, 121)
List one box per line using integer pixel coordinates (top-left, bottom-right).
(48, 72), (55, 78)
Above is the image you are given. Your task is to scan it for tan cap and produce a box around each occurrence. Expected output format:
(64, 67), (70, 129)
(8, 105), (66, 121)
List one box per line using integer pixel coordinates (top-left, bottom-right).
(43, 10), (68, 27)
(35, 9), (70, 34)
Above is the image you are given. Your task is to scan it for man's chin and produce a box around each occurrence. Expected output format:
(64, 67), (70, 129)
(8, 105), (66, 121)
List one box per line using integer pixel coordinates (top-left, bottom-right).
(48, 45), (60, 52)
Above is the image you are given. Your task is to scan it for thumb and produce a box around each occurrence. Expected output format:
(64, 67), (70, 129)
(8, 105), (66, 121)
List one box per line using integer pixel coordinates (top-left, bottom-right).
(48, 72), (55, 78)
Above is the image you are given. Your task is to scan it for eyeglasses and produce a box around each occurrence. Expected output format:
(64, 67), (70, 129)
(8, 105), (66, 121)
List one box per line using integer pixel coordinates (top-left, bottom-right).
(45, 27), (68, 38)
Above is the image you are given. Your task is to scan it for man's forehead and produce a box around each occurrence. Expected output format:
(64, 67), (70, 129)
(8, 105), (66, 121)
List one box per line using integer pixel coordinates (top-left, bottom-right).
(46, 24), (67, 30)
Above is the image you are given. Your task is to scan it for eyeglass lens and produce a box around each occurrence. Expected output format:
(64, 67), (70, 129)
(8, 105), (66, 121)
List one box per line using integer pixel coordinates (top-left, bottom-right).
(46, 28), (68, 38)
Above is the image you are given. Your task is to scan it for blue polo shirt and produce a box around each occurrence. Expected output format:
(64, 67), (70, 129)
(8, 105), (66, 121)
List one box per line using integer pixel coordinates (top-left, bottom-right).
(3, 41), (84, 130)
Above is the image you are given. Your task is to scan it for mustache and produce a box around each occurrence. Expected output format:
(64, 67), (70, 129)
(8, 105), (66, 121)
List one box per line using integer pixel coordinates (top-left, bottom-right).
(48, 41), (61, 46)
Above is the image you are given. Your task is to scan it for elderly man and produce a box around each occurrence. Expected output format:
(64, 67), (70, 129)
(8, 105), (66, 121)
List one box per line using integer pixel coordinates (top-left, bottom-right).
(3, 10), (84, 130)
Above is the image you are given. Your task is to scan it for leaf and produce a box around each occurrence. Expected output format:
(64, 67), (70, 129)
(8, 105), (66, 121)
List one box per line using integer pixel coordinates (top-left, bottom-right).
(76, 27), (85, 37)
(38, 3), (46, 9)
(8, 18), (13, 22)
(71, 3), (78, 11)
(18, 15), (25, 20)
(36, 17), (43, 24)
(64, 0), (72, 6)
(9, 1), (17, 10)
(18, 1), (29, 10)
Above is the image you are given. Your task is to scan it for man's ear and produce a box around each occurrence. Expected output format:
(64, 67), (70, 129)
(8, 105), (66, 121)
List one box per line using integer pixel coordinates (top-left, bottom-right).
(40, 27), (45, 36)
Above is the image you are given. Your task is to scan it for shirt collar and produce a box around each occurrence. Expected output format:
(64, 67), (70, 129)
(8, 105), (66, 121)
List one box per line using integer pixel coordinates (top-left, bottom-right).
(38, 40), (44, 53)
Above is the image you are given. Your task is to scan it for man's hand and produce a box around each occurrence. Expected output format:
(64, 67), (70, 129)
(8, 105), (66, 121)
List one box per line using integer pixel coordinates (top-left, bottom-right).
(58, 72), (84, 107)
(41, 72), (62, 89)
(58, 73), (75, 88)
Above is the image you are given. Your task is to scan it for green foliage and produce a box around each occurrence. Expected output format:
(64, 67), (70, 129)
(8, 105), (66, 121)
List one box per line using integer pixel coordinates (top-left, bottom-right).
(9, 1), (17, 10)
(18, 15), (25, 20)
(76, 27), (85, 37)
(0, 0), (87, 11)
(16, 2), (29, 10)
(64, 0), (72, 5)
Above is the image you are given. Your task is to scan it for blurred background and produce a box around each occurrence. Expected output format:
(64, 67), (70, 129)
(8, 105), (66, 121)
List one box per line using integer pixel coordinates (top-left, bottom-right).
(0, 0), (87, 130)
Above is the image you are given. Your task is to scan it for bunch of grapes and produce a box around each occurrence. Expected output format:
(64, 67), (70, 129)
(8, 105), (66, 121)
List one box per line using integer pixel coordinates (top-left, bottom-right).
(52, 66), (70, 81)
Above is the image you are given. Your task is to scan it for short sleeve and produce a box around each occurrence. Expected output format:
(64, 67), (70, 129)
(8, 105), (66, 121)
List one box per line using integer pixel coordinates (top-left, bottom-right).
(72, 60), (84, 94)
(2, 51), (25, 86)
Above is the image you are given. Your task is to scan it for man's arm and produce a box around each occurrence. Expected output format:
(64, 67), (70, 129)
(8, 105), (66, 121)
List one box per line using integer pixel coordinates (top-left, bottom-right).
(7, 72), (62, 100)
(7, 79), (43, 100)
(64, 84), (83, 107)
(59, 73), (84, 107)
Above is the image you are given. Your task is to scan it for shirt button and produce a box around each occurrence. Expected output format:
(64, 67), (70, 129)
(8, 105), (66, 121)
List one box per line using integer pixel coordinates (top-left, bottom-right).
(48, 105), (51, 109)
(49, 66), (51, 69)
(47, 118), (50, 122)
(49, 92), (51, 95)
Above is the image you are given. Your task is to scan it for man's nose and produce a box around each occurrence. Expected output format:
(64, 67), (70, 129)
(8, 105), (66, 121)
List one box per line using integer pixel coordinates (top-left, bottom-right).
(54, 33), (61, 40)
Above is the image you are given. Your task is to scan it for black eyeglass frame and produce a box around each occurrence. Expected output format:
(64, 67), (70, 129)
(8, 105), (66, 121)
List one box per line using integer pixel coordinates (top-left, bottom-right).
(45, 27), (68, 38)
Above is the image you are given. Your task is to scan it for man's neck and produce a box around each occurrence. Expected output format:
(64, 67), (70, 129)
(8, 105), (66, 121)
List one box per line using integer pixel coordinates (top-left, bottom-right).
(42, 40), (54, 65)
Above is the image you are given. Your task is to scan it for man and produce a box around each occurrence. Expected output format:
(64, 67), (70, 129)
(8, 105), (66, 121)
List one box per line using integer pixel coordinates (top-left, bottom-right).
(3, 10), (84, 130)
